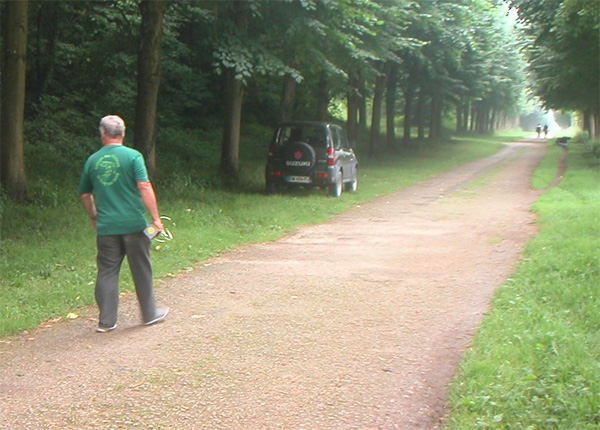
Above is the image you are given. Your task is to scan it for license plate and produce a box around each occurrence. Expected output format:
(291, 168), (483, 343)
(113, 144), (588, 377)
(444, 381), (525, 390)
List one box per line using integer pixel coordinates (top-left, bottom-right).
(287, 176), (311, 184)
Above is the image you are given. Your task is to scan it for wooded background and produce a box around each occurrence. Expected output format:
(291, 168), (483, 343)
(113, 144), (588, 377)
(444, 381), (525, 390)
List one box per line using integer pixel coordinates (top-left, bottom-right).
(1, 0), (598, 201)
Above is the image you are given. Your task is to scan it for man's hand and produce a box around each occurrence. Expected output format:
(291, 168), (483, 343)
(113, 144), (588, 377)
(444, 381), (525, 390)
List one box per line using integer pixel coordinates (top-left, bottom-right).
(80, 193), (98, 231)
(138, 181), (163, 232)
(152, 218), (164, 232)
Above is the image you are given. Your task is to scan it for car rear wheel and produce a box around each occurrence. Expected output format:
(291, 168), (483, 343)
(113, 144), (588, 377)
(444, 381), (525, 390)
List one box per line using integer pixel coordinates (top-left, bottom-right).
(265, 181), (278, 195)
(345, 169), (358, 192)
(329, 170), (342, 197)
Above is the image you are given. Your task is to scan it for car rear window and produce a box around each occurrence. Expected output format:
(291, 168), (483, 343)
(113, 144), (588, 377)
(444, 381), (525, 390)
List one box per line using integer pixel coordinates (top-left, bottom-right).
(277, 126), (327, 149)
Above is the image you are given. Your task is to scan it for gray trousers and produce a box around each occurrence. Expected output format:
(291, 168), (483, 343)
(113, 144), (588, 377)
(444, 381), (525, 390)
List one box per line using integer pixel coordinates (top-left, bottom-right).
(96, 232), (157, 327)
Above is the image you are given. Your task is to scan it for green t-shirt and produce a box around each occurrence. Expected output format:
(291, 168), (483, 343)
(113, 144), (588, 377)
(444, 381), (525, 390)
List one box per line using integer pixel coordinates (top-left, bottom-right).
(78, 144), (150, 235)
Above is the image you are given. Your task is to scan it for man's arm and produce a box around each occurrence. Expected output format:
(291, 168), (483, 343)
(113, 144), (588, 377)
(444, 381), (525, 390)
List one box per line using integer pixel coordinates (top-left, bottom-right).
(80, 193), (97, 230)
(137, 181), (164, 231)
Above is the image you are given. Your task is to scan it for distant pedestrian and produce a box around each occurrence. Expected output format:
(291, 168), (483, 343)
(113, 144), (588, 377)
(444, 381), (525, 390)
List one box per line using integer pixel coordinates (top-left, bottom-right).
(543, 124), (549, 139)
(535, 124), (542, 139)
(78, 115), (169, 333)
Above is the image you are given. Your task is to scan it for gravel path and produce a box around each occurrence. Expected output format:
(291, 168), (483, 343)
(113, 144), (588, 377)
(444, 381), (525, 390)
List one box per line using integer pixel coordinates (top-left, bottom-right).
(0, 140), (548, 429)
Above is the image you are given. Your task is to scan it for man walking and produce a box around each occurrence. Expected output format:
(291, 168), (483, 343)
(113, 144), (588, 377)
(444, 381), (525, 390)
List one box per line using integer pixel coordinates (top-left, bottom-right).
(78, 115), (168, 333)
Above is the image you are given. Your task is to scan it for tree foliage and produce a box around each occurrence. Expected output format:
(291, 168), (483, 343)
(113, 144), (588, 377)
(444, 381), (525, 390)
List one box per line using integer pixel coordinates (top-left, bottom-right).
(510, 0), (600, 134)
(1, 0), (573, 198)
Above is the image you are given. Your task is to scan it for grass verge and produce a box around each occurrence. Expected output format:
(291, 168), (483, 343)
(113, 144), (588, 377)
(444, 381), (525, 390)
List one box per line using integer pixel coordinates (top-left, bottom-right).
(444, 140), (600, 429)
(0, 133), (509, 338)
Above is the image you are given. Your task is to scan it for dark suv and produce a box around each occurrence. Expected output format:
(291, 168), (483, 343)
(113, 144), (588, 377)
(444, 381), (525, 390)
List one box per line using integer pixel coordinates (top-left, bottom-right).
(265, 121), (359, 197)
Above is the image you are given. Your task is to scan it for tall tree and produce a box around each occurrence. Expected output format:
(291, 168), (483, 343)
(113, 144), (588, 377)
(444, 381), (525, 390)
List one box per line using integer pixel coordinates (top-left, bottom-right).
(218, 1), (249, 178)
(369, 63), (388, 155)
(134, 0), (169, 179)
(366, 0), (416, 152)
(385, 62), (399, 149)
(209, 0), (302, 177)
(1, 0), (29, 201)
(258, 0), (315, 122)
(28, 1), (61, 107)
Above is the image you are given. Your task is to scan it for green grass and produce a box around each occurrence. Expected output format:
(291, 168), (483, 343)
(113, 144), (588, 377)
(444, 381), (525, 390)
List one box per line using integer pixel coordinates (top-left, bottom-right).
(0, 131), (507, 338)
(444, 139), (600, 429)
(532, 143), (564, 189)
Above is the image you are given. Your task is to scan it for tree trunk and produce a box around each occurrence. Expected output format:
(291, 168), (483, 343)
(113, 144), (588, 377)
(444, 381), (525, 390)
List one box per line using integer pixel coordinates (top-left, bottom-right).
(470, 103), (476, 132)
(489, 108), (496, 133)
(134, 0), (167, 180)
(31, 2), (60, 107)
(0, 0), (29, 201)
(221, 67), (244, 177)
(475, 104), (483, 133)
(280, 74), (296, 122)
(462, 100), (470, 133)
(403, 84), (415, 144)
(317, 73), (329, 122)
(385, 61), (398, 151)
(429, 93), (442, 139)
(347, 70), (359, 144)
(456, 99), (464, 133)
(369, 69), (386, 156)
(584, 110), (599, 137)
(417, 87), (426, 140)
(357, 73), (367, 128)
(476, 104), (489, 134)
(220, 1), (248, 178)
(583, 110), (590, 135)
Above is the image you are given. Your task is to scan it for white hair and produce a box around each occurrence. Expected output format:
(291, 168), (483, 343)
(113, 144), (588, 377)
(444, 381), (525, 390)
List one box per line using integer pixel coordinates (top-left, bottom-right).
(99, 115), (126, 138)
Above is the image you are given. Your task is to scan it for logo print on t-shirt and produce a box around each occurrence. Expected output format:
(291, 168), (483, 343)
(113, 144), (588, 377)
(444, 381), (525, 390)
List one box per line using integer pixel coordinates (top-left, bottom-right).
(95, 154), (121, 186)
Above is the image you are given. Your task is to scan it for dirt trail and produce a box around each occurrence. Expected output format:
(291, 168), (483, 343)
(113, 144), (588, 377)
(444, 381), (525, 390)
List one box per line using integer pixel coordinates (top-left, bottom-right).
(0, 140), (548, 430)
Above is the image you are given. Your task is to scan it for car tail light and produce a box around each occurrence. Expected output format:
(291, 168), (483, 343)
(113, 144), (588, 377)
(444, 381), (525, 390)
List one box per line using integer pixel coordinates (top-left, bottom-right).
(271, 171), (282, 177)
(317, 173), (328, 178)
(327, 147), (335, 166)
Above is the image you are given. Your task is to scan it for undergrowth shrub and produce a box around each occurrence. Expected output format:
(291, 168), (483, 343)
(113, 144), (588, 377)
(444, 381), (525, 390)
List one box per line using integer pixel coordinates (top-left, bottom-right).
(573, 131), (600, 159)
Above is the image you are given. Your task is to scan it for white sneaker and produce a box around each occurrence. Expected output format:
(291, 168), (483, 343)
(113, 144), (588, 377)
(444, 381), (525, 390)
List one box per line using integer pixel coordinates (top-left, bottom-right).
(96, 324), (117, 333)
(144, 307), (169, 326)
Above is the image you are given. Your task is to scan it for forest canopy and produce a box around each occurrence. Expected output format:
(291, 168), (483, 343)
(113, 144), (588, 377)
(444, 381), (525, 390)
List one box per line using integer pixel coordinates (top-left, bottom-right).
(1, 0), (598, 200)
